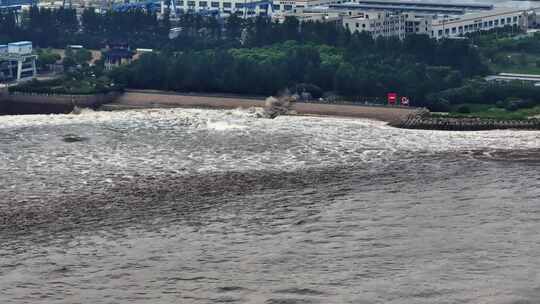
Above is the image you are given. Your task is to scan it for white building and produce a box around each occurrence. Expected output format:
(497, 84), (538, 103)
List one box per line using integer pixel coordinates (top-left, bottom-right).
(341, 6), (536, 39)
(429, 8), (529, 39)
(343, 10), (406, 39)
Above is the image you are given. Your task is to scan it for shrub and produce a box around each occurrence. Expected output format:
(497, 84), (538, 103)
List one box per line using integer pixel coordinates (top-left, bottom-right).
(430, 98), (451, 112)
(456, 105), (471, 113)
(293, 83), (323, 99)
(505, 99), (535, 111)
(495, 100), (507, 108)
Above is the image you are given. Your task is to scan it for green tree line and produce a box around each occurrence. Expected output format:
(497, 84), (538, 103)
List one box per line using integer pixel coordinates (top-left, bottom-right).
(0, 7), (167, 48)
(110, 37), (485, 106)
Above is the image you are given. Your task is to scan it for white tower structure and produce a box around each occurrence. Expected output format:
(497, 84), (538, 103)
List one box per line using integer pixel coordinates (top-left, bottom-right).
(0, 42), (37, 82)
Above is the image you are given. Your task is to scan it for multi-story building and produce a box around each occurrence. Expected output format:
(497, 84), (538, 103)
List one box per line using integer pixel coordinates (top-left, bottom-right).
(342, 10), (406, 39)
(429, 8), (528, 39)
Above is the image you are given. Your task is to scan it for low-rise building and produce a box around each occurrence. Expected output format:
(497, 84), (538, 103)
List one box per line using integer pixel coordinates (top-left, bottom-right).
(103, 42), (134, 71)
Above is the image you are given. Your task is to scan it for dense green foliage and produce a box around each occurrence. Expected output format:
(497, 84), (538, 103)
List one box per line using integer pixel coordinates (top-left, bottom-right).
(426, 79), (540, 112)
(0, 7), (167, 49)
(111, 34), (486, 106)
(9, 70), (119, 95)
(435, 103), (540, 120)
(469, 26), (540, 75)
(63, 48), (94, 69)
(36, 48), (61, 71)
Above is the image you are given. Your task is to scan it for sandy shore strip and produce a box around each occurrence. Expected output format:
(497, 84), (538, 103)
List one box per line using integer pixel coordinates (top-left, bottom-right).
(105, 90), (417, 122)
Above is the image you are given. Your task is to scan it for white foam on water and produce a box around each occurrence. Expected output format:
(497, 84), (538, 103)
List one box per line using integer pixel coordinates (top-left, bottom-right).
(206, 120), (247, 131)
(1, 108), (539, 178)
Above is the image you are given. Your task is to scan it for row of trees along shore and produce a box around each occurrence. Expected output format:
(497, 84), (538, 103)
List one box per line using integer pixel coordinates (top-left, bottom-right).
(3, 7), (540, 111)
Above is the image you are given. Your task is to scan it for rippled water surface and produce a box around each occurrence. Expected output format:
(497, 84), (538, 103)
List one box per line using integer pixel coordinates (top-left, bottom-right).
(1, 108), (540, 304)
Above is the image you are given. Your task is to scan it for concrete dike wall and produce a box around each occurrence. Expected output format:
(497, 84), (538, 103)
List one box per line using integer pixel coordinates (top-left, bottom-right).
(0, 91), (121, 114)
(105, 90), (418, 123)
(0, 87), (7, 114)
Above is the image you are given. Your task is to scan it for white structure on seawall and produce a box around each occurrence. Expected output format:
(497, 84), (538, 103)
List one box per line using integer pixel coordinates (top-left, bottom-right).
(0, 41), (37, 82)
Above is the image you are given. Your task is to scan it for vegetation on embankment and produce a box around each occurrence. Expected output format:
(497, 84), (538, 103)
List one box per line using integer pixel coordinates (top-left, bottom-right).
(425, 78), (540, 113)
(469, 27), (540, 75)
(8, 70), (120, 95)
(438, 104), (540, 120)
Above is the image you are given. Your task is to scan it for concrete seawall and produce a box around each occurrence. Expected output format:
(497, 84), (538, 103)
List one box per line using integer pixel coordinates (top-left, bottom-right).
(1, 91), (121, 115)
(0, 87), (7, 114)
(104, 91), (417, 123)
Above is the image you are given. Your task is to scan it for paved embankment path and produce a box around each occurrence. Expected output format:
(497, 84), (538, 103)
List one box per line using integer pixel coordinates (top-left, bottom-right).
(105, 90), (417, 123)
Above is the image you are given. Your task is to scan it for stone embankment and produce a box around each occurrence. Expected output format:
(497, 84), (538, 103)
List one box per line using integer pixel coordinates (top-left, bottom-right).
(395, 109), (540, 131)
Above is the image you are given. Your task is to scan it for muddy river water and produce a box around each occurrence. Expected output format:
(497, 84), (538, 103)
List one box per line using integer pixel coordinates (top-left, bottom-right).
(1, 108), (540, 304)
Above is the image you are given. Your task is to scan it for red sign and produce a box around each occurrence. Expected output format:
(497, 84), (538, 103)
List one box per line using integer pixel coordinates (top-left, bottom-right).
(401, 96), (410, 106)
(387, 93), (397, 105)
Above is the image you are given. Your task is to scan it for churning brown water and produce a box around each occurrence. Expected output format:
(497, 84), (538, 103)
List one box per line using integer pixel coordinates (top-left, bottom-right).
(1, 108), (540, 304)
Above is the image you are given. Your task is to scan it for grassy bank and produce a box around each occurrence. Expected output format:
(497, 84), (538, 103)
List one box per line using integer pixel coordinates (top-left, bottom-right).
(488, 51), (540, 75)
